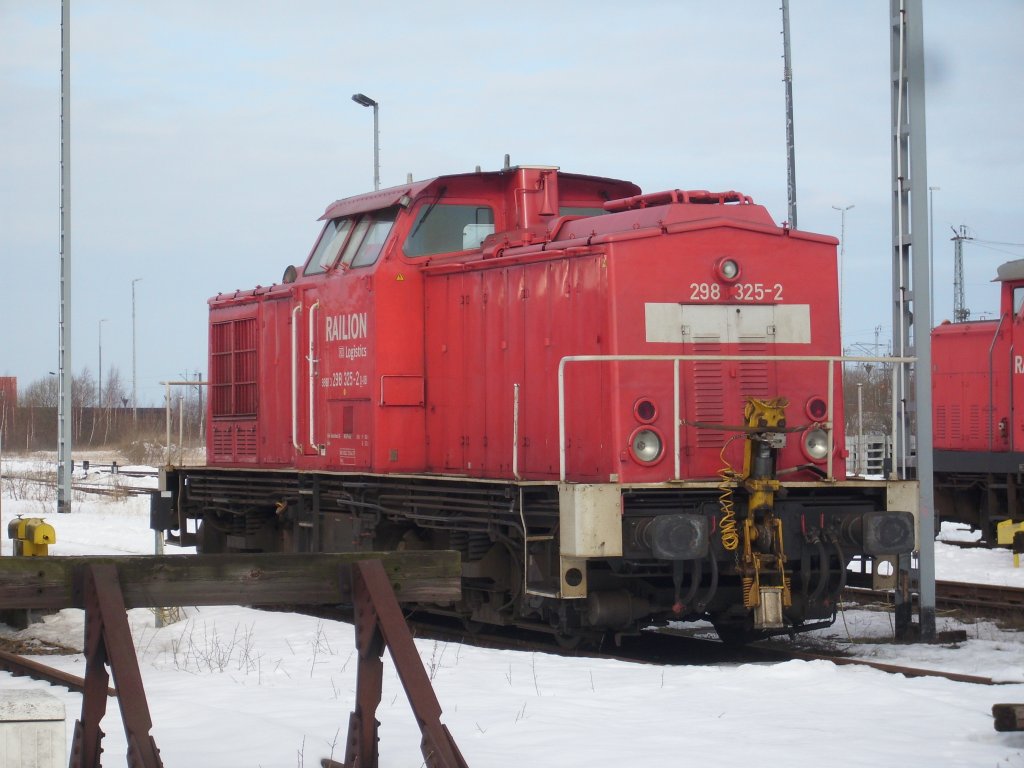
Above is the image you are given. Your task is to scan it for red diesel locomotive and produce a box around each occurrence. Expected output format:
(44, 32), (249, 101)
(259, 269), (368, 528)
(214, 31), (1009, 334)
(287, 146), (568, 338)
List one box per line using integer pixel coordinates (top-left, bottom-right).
(158, 164), (917, 644)
(933, 259), (1024, 541)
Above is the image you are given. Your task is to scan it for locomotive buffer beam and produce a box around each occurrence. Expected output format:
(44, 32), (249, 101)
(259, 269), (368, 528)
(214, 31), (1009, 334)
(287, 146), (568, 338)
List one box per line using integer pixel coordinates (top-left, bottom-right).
(0, 552), (462, 768)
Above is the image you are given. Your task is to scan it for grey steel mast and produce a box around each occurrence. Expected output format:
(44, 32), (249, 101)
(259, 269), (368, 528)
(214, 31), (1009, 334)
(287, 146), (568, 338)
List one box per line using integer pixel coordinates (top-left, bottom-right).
(952, 226), (971, 322)
(782, 0), (798, 229)
(890, 0), (935, 640)
(57, 0), (72, 513)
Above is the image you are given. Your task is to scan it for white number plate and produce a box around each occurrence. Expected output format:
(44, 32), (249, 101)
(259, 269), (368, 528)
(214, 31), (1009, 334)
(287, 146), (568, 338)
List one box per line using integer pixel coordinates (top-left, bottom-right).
(689, 282), (784, 302)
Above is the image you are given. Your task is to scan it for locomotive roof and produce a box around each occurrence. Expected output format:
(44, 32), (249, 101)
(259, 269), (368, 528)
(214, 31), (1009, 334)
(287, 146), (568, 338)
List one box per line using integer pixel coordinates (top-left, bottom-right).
(996, 258), (1024, 282)
(318, 167), (641, 221)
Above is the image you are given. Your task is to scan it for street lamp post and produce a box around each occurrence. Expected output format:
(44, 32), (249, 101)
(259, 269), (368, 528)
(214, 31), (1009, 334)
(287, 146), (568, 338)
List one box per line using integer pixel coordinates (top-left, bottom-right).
(831, 204), (854, 329)
(351, 93), (380, 191)
(98, 318), (108, 409)
(132, 277), (142, 424)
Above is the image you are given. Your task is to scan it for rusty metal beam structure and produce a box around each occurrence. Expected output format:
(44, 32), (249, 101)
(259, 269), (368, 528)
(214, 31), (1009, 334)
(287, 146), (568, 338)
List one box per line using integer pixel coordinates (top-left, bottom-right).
(0, 648), (114, 696)
(70, 564), (163, 768)
(0, 552), (463, 768)
(328, 559), (469, 768)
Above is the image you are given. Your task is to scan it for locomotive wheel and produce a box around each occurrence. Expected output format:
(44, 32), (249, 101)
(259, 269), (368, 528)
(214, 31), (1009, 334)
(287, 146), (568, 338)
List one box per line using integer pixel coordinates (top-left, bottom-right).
(553, 631), (583, 650)
(461, 618), (485, 635)
(710, 616), (762, 647)
(196, 518), (227, 555)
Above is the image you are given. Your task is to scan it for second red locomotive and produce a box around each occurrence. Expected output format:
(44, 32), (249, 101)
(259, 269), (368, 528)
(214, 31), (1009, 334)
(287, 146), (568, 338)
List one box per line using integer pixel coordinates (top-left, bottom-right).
(159, 164), (917, 644)
(933, 259), (1024, 541)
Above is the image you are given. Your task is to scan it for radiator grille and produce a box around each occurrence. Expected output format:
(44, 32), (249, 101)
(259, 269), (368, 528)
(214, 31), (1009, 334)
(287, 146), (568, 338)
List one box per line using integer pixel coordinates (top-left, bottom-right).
(211, 317), (258, 417)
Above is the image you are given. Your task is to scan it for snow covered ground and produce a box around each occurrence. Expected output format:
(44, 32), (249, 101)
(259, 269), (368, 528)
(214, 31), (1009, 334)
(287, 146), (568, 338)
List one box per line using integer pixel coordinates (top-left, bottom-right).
(2, 457), (1023, 767)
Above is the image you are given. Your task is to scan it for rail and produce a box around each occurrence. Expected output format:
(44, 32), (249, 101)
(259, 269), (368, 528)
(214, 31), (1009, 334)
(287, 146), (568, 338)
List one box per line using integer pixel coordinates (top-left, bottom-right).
(556, 354), (914, 482)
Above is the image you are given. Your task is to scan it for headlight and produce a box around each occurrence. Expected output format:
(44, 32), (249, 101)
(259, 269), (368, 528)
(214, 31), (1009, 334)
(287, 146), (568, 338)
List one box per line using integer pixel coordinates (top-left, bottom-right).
(629, 427), (664, 465)
(802, 428), (829, 462)
(716, 257), (740, 282)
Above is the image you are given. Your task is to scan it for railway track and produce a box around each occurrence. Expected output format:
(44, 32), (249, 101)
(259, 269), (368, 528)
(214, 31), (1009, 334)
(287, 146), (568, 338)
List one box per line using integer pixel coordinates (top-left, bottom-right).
(1, 469), (157, 498)
(411, 617), (1010, 687)
(3, 590), (1015, 695)
(843, 580), (1024, 615)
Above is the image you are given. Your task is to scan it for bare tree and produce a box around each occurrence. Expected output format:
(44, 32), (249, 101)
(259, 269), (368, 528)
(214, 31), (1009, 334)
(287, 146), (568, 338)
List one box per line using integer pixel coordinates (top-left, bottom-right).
(101, 366), (128, 443)
(842, 363), (893, 436)
(73, 368), (96, 442)
(21, 376), (60, 407)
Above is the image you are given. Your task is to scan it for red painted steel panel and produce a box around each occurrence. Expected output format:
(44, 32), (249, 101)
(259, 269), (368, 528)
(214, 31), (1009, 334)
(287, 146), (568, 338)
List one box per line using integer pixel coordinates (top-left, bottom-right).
(932, 316), (1010, 452)
(207, 168), (848, 486)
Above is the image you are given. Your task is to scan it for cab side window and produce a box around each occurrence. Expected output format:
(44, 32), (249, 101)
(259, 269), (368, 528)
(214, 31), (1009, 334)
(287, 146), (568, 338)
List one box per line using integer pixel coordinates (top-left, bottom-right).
(403, 204), (495, 257)
(1015, 286), (1024, 317)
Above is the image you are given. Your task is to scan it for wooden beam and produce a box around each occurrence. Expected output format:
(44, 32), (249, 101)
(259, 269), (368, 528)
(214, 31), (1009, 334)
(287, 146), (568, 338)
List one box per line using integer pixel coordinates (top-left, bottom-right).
(993, 704), (1024, 732)
(0, 552), (460, 610)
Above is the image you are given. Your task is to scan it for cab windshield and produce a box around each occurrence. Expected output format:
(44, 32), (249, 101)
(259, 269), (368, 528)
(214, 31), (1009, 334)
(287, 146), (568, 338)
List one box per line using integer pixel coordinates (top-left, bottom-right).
(304, 217), (353, 275)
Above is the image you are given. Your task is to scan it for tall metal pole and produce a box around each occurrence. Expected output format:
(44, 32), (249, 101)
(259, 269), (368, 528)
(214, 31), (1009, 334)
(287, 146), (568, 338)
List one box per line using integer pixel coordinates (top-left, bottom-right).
(351, 93), (380, 191)
(857, 382), (864, 476)
(832, 204), (854, 330)
(372, 102), (379, 192)
(928, 186), (939, 327)
(952, 225), (972, 322)
(98, 318), (107, 409)
(890, 0), (935, 641)
(782, 0), (798, 229)
(57, 0), (72, 514)
(132, 277), (142, 424)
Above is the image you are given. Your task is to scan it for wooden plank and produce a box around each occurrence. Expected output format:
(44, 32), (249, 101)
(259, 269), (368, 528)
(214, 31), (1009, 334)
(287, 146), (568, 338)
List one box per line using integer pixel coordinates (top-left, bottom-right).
(993, 703), (1024, 732)
(0, 552), (461, 610)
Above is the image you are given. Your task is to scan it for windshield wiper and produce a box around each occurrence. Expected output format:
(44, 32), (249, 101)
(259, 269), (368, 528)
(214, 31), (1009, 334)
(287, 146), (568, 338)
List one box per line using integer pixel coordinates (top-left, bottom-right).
(409, 185), (447, 240)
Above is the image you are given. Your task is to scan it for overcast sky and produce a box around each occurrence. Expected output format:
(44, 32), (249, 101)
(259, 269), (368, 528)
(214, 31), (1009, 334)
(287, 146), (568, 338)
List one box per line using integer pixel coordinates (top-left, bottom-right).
(2, 1), (1022, 405)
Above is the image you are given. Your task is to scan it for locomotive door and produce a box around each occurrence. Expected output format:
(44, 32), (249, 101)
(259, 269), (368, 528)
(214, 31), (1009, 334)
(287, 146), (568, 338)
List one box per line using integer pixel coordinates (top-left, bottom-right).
(292, 290), (326, 457)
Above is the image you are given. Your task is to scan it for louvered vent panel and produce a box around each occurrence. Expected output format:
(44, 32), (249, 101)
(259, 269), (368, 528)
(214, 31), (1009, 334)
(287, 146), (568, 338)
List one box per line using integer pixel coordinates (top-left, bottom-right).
(212, 425), (234, 461)
(969, 405), (981, 442)
(738, 341), (770, 399)
(235, 423), (258, 459)
(935, 406), (947, 442)
(693, 340), (725, 448)
(950, 406), (962, 439)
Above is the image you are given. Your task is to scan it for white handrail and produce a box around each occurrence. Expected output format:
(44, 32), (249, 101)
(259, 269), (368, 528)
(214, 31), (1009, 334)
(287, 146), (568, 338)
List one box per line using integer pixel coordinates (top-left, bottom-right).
(291, 303), (302, 451)
(307, 300), (320, 453)
(556, 353), (915, 482)
(512, 383), (521, 480)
